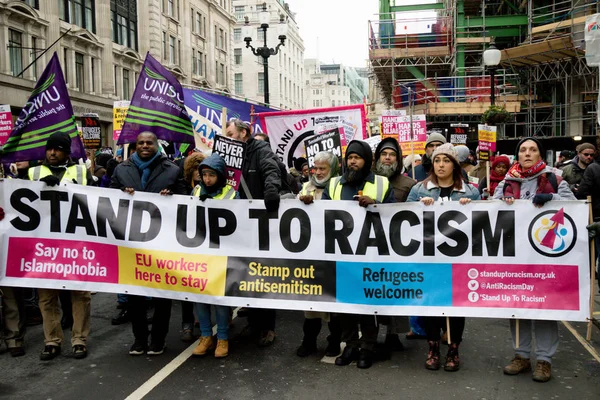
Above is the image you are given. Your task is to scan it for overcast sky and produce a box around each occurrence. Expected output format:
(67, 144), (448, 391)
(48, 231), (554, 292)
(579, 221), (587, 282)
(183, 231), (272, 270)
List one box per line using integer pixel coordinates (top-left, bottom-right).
(285, 0), (380, 68)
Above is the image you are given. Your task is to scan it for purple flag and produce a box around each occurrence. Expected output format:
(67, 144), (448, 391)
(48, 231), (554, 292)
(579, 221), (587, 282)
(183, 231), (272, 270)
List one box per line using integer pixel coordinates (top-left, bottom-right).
(117, 53), (194, 145)
(0, 52), (85, 163)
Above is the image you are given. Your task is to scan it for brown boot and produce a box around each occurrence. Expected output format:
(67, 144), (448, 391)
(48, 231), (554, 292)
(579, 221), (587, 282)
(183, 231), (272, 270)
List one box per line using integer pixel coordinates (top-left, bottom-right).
(532, 360), (552, 382)
(503, 354), (531, 375)
(444, 343), (460, 372)
(425, 340), (441, 370)
(214, 340), (229, 358)
(192, 336), (214, 357)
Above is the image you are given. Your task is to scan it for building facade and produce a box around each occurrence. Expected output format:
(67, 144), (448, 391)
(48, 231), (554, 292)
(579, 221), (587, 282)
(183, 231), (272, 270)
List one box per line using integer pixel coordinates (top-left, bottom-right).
(0, 0), (236, 147)
(231, 0), (304, 110)
(304, 59), (370, 109)
(304, 58), (350, 109)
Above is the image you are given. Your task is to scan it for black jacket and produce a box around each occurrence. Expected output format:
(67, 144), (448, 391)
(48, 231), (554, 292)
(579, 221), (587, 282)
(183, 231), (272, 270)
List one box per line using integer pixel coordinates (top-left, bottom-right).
(407, 155), (432, 182)
(239, 137), (281, 200)
(576, 160), (600, 220)
(110, 153), (187, 195)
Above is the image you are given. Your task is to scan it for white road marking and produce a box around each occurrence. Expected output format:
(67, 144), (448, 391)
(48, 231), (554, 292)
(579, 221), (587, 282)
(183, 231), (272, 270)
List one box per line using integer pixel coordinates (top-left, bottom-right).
(125, 307), (240, 400)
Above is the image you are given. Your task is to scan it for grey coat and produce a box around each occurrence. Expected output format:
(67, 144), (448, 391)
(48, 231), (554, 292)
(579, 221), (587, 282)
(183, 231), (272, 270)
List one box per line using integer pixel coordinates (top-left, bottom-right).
(492, 167), (576, 200)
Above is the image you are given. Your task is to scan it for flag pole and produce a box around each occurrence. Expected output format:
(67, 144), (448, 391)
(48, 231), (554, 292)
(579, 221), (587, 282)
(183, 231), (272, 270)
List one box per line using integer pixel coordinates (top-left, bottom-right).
(587, 196), (597, 341)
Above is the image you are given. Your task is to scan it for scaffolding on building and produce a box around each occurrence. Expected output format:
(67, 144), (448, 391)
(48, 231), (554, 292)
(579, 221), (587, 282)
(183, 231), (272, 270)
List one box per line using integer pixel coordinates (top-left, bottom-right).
(369, 0), (600, 139)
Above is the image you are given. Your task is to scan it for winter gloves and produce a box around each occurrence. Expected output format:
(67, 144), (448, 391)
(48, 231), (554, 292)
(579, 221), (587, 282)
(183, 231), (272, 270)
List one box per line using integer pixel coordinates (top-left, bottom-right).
(39, 175), (61, 186)
(264, 192), (280, 212)
(532, 194), (553, 206)
(587, 222), (600, 238)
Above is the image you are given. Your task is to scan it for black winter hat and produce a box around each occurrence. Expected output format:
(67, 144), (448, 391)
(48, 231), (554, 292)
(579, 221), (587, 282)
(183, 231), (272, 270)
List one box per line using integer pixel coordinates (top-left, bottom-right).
(515, 137), (545, 160)
(345, 140), (373, 171)
(375, 137), (401, 161)
(46, 131), (72, 153)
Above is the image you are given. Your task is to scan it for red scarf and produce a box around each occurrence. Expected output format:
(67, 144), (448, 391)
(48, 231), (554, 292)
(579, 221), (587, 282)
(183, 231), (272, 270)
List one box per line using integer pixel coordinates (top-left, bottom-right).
(503, 160), (558, 198)
(506, 160), (546, 179)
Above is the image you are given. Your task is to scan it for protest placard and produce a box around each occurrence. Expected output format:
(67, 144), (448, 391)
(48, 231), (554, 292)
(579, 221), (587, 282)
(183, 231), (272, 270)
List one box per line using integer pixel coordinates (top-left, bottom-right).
(212, 134), (246, 191)
(0, 104), (13, 146)
(478, 124), (497, 161)
(259, 105), (366, 169)
(81, 113), (101, 149)
(112, 100), (129, 141)
(449, 124), (469, 145)
(305, 128), (343, 168)
(0, 180), (590, 321)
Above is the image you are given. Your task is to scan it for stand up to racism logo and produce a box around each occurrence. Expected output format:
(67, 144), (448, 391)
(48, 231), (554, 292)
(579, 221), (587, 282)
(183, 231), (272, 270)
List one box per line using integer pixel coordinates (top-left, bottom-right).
(528, 208), (577, 257)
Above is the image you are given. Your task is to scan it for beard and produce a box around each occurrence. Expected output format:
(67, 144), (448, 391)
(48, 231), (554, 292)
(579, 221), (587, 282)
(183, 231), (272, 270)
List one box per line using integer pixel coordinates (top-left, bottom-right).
(310, 173), (330, 188)
(344, 168), (365, 183)
(374, 160), (398, 178)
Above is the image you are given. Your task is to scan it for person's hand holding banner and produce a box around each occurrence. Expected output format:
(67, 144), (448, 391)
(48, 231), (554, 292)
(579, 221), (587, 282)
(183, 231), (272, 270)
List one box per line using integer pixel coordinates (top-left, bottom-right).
(39, 175), (60, 187)
(0, 206), (4, 221)
(587, 222), (600, 238)
(357, 195), (375, 208)
(299, 195), (314, 205)
(264, 192), (280, 212)
(532, 194), (553, 207)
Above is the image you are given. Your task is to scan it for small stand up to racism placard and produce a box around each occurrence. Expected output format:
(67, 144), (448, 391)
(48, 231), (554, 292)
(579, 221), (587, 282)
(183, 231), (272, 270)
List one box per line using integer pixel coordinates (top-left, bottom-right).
(212, 134), (246, 191)
(304, 127), (343, 168)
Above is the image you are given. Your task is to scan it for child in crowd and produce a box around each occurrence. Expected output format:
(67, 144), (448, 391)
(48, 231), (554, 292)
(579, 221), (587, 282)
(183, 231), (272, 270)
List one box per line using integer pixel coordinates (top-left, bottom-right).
(192, 153), (239, 358)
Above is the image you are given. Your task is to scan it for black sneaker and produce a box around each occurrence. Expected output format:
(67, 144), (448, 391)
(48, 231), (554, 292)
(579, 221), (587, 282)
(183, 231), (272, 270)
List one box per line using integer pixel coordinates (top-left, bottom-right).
(147, 343), (165, 356)
(129, 341), (147, 356)
(111, 309), (130, 325)
(40, 345), (61, 361)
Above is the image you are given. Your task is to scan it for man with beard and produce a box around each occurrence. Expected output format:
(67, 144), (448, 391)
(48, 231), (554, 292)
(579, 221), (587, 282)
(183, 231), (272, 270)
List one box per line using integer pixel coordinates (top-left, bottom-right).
(296, 151), (342, 357)
(408, 132), (447, 182)
(374, 137), (416, 202)
(322, 140), (394, 369)
(373, 137), (416, 352)
(561, 143), (596, 193)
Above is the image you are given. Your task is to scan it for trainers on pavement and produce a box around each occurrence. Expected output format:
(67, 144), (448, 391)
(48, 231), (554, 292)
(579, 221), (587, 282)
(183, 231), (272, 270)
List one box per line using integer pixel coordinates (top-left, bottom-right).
(147, 342), (165, 356)
(129, 341), (146, 356)
(532, 360), (552, 382)
(503, 354), (531, 375)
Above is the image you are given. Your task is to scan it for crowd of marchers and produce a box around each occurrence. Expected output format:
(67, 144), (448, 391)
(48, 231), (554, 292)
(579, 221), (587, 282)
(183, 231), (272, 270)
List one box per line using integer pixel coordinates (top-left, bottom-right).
(1, 123), (599, 384)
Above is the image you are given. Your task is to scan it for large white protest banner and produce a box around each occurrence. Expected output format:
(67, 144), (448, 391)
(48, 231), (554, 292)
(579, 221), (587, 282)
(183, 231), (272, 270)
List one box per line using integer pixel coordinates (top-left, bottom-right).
(259, 105), (367, 169)
(0, 180), (590, 321)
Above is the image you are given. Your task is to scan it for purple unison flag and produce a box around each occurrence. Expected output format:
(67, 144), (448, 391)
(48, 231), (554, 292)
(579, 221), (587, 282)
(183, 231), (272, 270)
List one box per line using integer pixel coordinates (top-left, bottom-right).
(0, 52), (85, 163)
(117, 52), (194, 145)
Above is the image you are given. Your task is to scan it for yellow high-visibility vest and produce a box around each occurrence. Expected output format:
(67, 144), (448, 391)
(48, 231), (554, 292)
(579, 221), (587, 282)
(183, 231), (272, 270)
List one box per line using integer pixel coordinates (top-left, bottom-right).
(192, 184), (237, 199)
(327, 175), (389, 203)
(28, 165), (87, 185)
(300, 182), (314, 196)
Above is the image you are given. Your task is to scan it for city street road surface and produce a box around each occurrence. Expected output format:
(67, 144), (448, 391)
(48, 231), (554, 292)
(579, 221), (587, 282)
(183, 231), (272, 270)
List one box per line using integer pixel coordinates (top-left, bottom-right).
(0, 292), (599, 400)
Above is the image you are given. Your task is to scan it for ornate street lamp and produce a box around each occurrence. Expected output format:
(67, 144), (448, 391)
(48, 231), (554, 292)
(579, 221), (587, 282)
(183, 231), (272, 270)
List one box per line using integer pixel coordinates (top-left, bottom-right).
(243, 2), (288, 105)
(483, 43), (501, 106)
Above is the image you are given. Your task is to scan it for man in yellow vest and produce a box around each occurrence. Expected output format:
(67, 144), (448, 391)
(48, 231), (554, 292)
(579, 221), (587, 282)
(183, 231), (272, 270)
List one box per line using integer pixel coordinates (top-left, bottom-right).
(296, 151), (343, 358)
(322, 140), (394, 369)
(27, 131), (95, 361)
